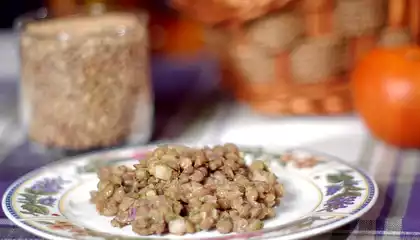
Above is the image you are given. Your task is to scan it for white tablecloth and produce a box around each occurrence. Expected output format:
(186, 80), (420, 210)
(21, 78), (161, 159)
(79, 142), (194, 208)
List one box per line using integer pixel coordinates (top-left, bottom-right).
(177, 102), (369, 165)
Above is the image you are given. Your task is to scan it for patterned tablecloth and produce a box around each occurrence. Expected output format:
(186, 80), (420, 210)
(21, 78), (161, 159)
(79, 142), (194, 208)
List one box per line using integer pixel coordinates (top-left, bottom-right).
(0, 81), (419, 240)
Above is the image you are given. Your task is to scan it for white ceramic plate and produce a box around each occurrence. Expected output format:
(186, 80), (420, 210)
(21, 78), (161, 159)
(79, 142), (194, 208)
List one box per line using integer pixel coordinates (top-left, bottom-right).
(2, 144), (378, 240)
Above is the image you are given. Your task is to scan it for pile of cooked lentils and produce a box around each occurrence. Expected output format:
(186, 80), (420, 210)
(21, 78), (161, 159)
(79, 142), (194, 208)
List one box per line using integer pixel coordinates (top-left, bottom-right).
(90, 144), (284, 235)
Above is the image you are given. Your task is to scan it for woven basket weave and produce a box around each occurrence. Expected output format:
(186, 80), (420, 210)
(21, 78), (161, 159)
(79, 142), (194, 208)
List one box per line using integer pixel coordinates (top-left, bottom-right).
(173, 0), (420, 115)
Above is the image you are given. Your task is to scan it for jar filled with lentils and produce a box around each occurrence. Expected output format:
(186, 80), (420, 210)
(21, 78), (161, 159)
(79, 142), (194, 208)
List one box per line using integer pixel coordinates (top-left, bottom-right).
(172, 0), (420, 116)
(18, 9), (153, 152)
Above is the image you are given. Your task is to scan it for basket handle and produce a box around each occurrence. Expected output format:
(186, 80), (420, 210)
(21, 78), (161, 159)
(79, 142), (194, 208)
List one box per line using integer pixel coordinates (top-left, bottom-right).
(170, 0), (296, 25)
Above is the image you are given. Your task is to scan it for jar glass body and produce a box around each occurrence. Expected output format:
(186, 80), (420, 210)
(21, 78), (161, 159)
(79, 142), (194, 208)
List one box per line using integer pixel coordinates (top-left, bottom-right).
(18, 9), (153, 152)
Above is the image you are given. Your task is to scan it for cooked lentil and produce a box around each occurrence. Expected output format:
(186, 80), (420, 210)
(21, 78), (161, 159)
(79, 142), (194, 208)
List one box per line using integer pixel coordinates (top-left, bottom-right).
(91, 144), (284, 235)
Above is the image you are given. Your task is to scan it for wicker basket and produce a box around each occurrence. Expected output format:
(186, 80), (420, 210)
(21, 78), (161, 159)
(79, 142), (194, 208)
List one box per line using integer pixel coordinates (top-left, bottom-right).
(173, 0), (420, 115)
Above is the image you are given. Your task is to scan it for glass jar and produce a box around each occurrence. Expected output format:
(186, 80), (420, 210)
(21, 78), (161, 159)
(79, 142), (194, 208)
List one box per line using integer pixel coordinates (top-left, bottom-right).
(18, 9), (153, 152)
(173, 0), (419, 116)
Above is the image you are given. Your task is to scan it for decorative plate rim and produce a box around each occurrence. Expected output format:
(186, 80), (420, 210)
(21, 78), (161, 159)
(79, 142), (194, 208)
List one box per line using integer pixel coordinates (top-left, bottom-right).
(2, 144), (379, 240)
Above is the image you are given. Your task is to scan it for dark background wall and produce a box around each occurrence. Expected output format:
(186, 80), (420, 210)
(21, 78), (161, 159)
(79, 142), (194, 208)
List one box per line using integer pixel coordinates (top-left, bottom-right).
(0, 1), (44, 28)
(0, 1), (172, 29)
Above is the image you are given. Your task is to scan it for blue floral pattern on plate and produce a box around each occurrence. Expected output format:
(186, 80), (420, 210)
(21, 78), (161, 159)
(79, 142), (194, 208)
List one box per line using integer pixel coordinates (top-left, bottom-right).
(1, 145), (378, 240)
